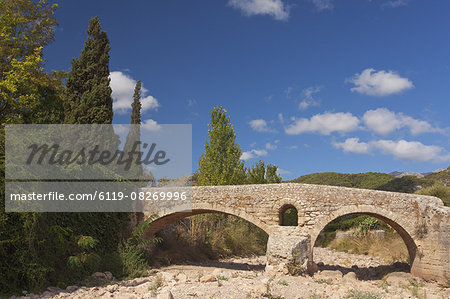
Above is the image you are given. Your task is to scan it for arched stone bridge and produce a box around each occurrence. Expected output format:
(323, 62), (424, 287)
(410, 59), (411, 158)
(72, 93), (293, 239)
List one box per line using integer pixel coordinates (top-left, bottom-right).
(143, 183), (449, 282)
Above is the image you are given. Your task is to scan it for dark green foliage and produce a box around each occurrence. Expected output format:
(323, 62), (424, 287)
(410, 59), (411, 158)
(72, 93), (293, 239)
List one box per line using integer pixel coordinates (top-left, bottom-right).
(246, 160), (282, 184)
(281, 208), (298, 226)
(64, 17), (113, 124)
(376, 176), (421, 193)
(416, 183), (450, 206)
(198, 106), (245, 186)
(118, 214), (162, 278)
(291, 172), (394, 190)
(123, 80), (144, 179)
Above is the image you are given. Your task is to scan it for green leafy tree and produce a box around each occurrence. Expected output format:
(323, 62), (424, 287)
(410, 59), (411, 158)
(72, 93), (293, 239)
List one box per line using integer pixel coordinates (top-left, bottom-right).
(0, 0), (62, 125)
(246, 160), (282, 184)
(64, 16), (113, 124)
(198, 106), (245, 185)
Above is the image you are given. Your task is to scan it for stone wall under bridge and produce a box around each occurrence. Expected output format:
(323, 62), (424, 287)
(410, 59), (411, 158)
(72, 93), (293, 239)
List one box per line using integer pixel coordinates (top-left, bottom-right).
(141, 183), (449, 282)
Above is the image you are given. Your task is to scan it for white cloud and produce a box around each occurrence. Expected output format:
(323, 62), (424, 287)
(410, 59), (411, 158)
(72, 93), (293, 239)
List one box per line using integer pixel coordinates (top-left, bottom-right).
(333, 138), (371, 155)
(363, 108), (440, 135)
(383, 0), (409, 8)
(372, 140), (450, 163)
(228, 0), (290, 21)
(309, 0), (334, 11)
(240, 149), (268, 161)
(266, 142), (277, 150)
(110, 71), (160, 114)
(299, 86), (322, 110)
(287, 145), (298, 150)
(285, 112), (360, 135)
(333, 137), (450, 163)
(348, 68), (413, 96)
(142, 119), (161, 131)
(249, 119), (275, 132)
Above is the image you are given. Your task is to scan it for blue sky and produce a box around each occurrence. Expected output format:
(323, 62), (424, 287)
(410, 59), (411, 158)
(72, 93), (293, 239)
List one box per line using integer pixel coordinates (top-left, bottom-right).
(44, 0), (450, 180)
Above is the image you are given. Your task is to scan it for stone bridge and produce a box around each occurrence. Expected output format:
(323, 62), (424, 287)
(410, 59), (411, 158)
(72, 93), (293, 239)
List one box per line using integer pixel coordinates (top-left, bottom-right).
(143, 183), (449, 282)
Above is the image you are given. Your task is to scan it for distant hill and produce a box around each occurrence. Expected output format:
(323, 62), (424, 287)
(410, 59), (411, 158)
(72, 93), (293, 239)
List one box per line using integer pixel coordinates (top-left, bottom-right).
(289, 167), (450, 194)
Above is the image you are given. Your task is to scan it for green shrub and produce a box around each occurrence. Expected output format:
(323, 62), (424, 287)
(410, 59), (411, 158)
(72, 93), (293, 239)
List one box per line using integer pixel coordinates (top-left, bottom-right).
(416, 183), (450, 206)
(119, 214), (162, 278)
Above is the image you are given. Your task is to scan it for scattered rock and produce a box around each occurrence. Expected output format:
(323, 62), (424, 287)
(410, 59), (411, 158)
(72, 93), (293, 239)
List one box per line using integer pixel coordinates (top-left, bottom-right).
(106, 284), (119, 293)
(343, 272), (357, 282)
(252, 283), (267, 295)
(46, 286), (61, 293)
(156, 290), (174, 299)
(199, 274), (217, 283)
(91, 272), (107, 280)
(315, 270), (343, 280)
(385, 272), (414, 286)
(104, 271), (114, 280)
(175, 273), (187, 283)
(66, 285), (78, 292)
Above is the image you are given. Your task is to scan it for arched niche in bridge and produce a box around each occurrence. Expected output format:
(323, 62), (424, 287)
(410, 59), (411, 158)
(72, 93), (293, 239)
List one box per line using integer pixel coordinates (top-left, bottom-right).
(279, 204), (298, 226)
(310, 210), (418, 277)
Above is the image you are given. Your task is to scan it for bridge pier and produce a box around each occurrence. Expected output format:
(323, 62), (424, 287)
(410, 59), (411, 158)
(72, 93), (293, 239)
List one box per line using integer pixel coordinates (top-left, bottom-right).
(265, 227), (312, 275)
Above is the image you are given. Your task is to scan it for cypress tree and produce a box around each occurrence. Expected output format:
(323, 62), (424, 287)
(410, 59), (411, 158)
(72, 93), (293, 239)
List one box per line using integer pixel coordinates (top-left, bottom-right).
(64, 16), (113, 124)
(123, 81), (143, 178)
(198, 106), (245, 185)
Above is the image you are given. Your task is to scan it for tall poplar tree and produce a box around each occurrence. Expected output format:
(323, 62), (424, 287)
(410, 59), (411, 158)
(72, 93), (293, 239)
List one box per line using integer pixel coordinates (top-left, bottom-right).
(198, 106), (245, 186)
(246, 160), (282, 184)
(64, 16), (113, 124)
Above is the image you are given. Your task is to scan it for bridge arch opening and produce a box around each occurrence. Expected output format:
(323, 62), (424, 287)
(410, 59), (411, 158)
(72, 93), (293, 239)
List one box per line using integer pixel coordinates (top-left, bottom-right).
(144, 209), (269, 265)
(279, 204), (298, 226)
(311, 212), (418, 279)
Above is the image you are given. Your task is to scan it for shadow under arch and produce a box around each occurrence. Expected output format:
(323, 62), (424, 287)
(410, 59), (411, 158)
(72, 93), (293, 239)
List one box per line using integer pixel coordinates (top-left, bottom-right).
(309, 205), (418, 269)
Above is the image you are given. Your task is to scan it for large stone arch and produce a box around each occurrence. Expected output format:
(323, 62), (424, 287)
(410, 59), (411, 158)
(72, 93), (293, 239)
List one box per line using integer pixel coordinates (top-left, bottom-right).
(145, 202), (272, 236)
(309, 205), (418, 267)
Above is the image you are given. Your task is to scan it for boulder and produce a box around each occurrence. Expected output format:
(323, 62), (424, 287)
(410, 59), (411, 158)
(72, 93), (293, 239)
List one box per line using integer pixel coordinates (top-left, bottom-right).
(66, 285), (79, 292)
(199, 274), (217, 283)
(343, 272), (357, 282)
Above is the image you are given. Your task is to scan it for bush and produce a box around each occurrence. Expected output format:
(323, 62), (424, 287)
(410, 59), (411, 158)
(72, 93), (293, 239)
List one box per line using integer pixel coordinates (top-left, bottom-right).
(118, 214), (162, 278)
(416, 183), (450, 206)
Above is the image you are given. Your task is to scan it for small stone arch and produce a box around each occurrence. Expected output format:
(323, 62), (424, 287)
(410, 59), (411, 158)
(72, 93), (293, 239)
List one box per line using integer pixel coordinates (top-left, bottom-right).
(279, 204), (299, 226)
(309, 205), (418, 268)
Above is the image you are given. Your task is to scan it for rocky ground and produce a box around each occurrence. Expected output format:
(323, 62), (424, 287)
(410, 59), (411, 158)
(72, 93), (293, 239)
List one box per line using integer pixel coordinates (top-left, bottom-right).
(12, 248), (449, 299)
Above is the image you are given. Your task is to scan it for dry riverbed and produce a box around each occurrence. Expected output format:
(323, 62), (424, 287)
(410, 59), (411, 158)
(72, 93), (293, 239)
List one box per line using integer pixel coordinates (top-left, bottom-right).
(12, 248), (449, 299)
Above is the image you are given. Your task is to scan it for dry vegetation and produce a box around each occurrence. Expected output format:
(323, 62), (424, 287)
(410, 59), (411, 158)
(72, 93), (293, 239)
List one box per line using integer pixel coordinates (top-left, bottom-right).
(327, 230), (409, 264)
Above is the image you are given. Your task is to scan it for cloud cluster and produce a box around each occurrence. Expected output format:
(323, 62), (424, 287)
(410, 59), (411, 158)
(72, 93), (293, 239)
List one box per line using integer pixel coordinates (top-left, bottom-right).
(309, 0), (334, 11)
(241, 149), (268, 161)
(142, 119), (161, 131)
(249, 119), (275, 132)
(334, 138), (450, 163)
(383, 0), (410, 8)
(228, 0), (289, 21)
(299, 86), (322, 110)
(363, 108), (440, 135)
(285, 112), (360, 135)
(348, 68), (414, 96)
(110, 71), (159, 114)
